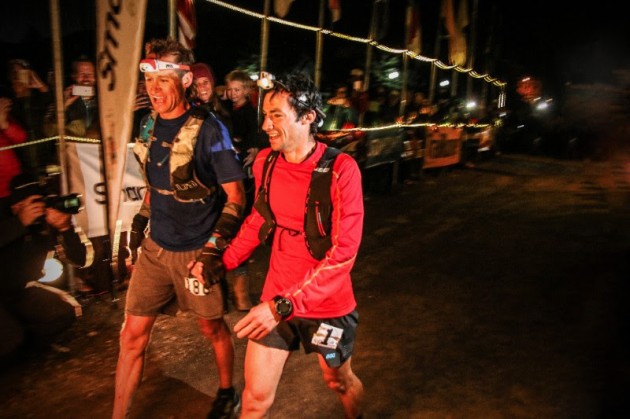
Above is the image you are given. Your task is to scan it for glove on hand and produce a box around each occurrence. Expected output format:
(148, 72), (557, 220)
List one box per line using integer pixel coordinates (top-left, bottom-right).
(193, 247), (225, 286)
(129, 213), (149, 263)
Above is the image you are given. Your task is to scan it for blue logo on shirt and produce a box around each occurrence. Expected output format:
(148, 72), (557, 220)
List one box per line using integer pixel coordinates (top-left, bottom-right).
(325, 353), (336, 360)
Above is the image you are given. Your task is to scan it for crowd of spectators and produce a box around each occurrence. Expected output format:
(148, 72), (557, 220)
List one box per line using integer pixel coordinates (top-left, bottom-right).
(1, 53), (447, 296)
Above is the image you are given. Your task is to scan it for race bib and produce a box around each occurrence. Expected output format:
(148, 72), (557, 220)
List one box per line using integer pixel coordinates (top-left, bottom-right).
(184, 276), (210, 296)
(311, 322), (343, 349)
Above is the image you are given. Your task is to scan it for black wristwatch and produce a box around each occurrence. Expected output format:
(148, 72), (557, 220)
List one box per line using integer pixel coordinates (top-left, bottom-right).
(207, 235), (228, 251)
(273, 296), (293, 319)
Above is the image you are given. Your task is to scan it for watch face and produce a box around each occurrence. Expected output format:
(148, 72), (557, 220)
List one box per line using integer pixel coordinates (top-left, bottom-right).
(215, 237), (227, 250)
(210, 236), (227, 250)
(275, 298), (292, 317)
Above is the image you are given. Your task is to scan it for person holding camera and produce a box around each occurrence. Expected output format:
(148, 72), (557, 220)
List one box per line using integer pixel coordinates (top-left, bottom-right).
(43, 55), (115, 295)
(44, 55), (98, 139)
(0, 173), (93, 363)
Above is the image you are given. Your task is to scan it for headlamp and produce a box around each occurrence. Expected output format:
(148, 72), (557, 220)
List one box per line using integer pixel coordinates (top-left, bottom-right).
(139, 59), (191, 73)
(256, 71), (276, 90)
(257, 71), (326, 126)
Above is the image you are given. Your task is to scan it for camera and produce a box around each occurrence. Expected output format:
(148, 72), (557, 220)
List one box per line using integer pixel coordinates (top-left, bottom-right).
(42, 194), (83, 214)
(72, 85), (94, 97)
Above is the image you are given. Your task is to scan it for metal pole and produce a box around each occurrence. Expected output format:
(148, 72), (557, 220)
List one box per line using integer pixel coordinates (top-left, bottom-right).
(400, 53), (409, 118)
(260, 0), (270, 72)
(50, 0), (75, 294)
(400, 0), (413, 118)
(361, 0), (379, 126)
(169, 0), (177, 39)
(450, 65), (457, 98)
(314, 0), (325, 88)
(363, 0), (379, 93)
(258, 0), (271, 128)
(466, 0), (478, 101)
(429, 12), (442, 104)
(481, 2), (497, 111)
(49, 0), (67, 194)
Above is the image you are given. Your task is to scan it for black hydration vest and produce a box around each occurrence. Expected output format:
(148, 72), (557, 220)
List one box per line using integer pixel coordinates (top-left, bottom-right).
(133, 107), (216, 202)
(254, 146), (341, 260)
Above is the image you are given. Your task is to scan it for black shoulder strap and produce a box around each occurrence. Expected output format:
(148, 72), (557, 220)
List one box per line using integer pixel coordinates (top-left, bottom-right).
(253, 146), (342, 259)
(309, 146), (342, 207)
(315, 146), (342, 172)
(253, 151), (280, 245)
(258, 151), (280, 200)
(304, 146), (342, 260)
(189, 105), (209, 120)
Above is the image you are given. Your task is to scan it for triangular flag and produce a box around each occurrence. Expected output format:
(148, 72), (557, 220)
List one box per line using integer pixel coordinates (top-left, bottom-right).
(274, 0), (294, 18)
(329, 0), (341, 22)
(457, 0), (469, 31)
(177, 0), (196, 50)
(406, 1), (421, 54)
(442, 0), (466, 66)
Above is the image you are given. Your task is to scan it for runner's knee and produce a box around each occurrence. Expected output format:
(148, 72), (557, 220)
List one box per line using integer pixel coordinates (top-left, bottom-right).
(198, 318), (230, 340)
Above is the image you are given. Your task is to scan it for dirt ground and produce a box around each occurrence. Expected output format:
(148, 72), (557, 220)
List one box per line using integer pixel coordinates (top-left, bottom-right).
(1, 149), (630, 418)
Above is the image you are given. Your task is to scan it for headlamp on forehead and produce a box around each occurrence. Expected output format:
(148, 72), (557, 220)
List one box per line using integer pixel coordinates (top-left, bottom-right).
(256, 71), (276, 90)
(139, 59), (190, 73)
(257, 71), (326, 126)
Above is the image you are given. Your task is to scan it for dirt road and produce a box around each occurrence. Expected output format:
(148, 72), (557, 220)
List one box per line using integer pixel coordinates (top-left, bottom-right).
(2, 151), (629, 418)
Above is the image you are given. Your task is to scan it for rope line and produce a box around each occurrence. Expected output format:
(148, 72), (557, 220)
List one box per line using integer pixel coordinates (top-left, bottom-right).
(0, 135), (100, 151)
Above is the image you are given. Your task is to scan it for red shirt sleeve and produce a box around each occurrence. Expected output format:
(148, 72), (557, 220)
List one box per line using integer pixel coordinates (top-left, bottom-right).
(222, 150), (269, 270)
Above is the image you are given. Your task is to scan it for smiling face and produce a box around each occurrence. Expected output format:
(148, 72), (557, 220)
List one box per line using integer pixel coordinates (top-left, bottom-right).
(74, 61), (96, 86)
(261, 90), (312, 154)
(194, 76), (213, 104)
(143, 55), (192, 119)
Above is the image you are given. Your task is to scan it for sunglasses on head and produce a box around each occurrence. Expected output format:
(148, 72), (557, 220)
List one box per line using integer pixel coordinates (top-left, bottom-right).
(139, 59), (190, 73)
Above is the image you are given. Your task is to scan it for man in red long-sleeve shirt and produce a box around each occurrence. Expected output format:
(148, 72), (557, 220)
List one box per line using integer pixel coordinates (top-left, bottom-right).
(223, 72), (365, 418)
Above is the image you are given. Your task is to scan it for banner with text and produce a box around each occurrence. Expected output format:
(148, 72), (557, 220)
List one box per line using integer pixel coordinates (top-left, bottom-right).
(68, 143), (145, 238)
(96, 0), (147, 242)
(423, 126), (463, 169)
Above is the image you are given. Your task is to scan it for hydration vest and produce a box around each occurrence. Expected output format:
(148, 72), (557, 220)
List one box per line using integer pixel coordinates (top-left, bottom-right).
(132, 107), (216, 202)
(254, 146), (341, 260)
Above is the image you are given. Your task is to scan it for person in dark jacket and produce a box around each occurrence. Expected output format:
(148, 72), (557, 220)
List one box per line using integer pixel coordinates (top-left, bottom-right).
(0, 173), (93, 361)
(189, 62), (233, 135)
(223, 69), (269, 311)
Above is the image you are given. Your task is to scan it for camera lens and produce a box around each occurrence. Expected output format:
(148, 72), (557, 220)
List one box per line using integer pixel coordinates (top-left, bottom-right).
(44, 193), (82, 214)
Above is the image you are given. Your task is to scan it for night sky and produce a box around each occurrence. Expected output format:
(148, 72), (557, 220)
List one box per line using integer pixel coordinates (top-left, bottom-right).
(1, 0), (628, 99)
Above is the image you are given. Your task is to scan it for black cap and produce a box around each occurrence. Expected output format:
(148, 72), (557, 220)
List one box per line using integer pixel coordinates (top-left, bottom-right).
(9, 173), (45, 205)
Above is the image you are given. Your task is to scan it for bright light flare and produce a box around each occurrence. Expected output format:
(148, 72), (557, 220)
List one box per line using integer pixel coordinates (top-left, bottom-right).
(536, 102), (549, 111)
(39, 257), (64, 284)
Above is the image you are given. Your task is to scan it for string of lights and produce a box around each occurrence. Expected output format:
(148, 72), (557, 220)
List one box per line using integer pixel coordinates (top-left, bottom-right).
(204, 0), (506, 87)
(0, 119), (498, 153)
(0, 136), (100, 151)
(0, 1), (506, 152)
